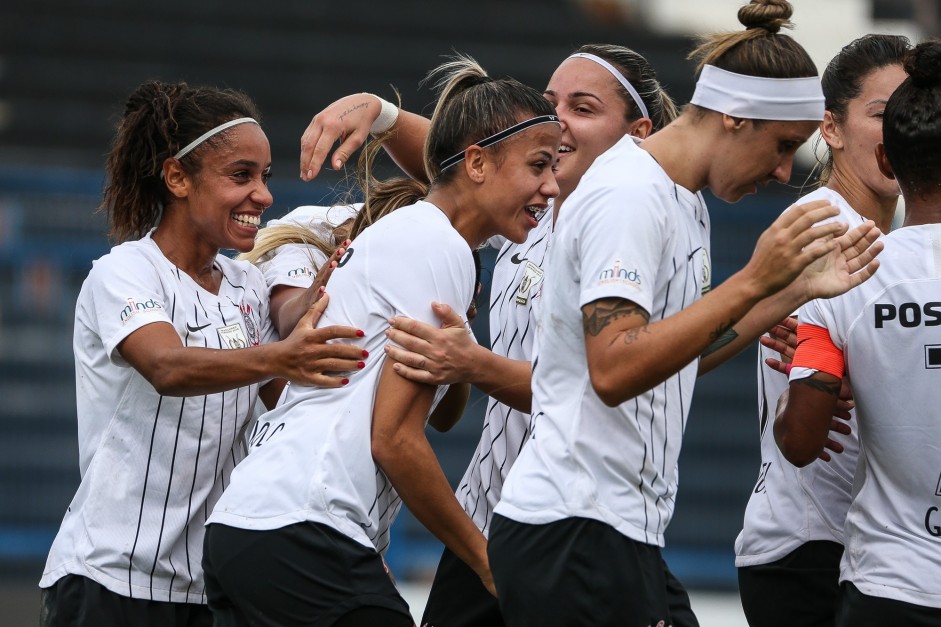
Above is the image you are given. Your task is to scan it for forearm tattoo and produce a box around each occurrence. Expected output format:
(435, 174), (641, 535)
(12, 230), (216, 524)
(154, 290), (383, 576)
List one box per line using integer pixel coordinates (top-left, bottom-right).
(581, 299), (650, 337)
(702, 325), (739, 357)
(793, 376), (842, 397)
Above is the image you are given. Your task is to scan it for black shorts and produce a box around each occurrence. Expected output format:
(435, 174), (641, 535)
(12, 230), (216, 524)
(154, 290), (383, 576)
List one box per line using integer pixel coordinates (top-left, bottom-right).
(837, 581), (941, 627)
(737, 540), (843, 627)
(202, 521), (412, 627)
(488, 514), (698, 627)
(39, 574), (212, 627)
(421, 546), (502, 627)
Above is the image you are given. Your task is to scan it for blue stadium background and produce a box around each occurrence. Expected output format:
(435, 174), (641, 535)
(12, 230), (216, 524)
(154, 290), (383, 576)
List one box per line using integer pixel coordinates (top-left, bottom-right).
(0, 0), (823, 614)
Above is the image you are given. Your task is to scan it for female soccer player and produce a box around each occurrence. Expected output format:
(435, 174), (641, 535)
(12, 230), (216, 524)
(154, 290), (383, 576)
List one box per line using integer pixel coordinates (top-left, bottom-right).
(298, 44), (684, 626)
(38, 81), (365, 627)
(736, 34), (910, 627)
(775, 39), (941, 627)
(487, 1), (883, 625)
(202, 57), (561, 626)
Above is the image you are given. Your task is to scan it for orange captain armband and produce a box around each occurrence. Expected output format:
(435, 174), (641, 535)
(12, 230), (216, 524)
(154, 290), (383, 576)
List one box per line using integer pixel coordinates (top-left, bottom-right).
(791, 323), (845, 379)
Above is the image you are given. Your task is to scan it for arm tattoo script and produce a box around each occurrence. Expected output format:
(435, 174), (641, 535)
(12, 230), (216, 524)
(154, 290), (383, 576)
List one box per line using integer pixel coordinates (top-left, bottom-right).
(339, 102), (369, 121)
(792, 376), (842, 397)
(581, 299), (650, 337)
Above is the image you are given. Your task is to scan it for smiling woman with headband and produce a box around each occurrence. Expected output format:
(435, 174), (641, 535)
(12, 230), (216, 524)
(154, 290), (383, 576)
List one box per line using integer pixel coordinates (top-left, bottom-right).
(201, 56), (561, 627)
(293, 41), (683, 627)
(37, 81), (366, 627)
(486, 1), (884, 625)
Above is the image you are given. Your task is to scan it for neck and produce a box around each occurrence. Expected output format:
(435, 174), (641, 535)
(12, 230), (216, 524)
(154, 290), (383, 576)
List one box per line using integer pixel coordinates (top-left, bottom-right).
(152, 206), (219, 287)
(826, 168), (897, 233)
(425, 185), (486, 249)
(640, 116), (707, 192)
(901, 189), (941, 227)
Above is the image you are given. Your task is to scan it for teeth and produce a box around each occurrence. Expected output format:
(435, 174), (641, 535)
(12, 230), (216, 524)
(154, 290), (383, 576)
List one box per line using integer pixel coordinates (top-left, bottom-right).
(233, 214), (260, 226)
(559, 145), (574, 153)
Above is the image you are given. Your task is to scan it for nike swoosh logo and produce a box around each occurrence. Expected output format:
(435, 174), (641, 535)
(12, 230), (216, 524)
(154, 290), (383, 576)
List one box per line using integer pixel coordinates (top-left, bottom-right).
(186, 322), (212, 333)
(510, 252), (527, 265)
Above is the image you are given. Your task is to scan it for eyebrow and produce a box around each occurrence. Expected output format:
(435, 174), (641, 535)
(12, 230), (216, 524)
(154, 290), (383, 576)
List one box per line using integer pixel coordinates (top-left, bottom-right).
(544, 89), (605, 103)
(866, 99), (890, 107)
(227, 159), (271, 169)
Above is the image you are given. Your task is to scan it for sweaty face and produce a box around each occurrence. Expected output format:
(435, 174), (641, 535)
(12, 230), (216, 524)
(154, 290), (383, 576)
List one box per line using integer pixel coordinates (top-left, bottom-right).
(710, 119), (818, 203)
(544, 57), (637, 199)
(186, 124), (273, 253)
(480, 123), (561, 244)
(830, 64), (906, 201)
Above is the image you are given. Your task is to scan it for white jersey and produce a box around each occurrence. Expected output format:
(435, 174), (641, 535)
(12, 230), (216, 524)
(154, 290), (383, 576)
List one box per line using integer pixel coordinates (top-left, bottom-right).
(495, 135), (711, 547)
(794, 223), (941, 608)
(40, 233), (275, 603)
(256, 204), (360, 291)
(736, 187), (865, 567)
(457, 211), (553, 536)
(208, 201), (474, 554)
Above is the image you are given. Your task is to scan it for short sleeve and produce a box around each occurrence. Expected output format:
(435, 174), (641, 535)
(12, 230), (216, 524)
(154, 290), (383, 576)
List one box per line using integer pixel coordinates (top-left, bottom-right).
(85, 249), (174, 364)
(259, 243), (329, 291)
(572, 179), (667, 315)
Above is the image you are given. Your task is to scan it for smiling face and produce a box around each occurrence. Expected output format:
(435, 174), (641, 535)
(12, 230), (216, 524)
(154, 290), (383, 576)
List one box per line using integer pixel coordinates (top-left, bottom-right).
(708, 118), (818, 202)
(478, 122), (562, 244)
(828, 64), (906, 201)
(184, 123), (273, 253)
(543, 57), (642, 199)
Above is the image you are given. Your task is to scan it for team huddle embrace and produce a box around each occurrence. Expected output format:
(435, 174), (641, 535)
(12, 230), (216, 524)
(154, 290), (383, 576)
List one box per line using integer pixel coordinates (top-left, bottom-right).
(37, 1), (941, 626)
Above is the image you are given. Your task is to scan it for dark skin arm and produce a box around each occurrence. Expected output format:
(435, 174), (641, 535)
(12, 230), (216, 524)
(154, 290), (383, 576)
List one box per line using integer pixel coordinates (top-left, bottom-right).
(119, 294), (365, 396)
(269, 242), (349, 338)
(774, 371), (843, 467)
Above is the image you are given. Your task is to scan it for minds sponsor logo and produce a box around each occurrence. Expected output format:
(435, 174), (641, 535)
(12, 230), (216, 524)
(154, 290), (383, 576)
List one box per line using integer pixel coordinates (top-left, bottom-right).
(119, 298), (163, 324)
(287, 266), (314, 279)
(598, 258), (641, 289)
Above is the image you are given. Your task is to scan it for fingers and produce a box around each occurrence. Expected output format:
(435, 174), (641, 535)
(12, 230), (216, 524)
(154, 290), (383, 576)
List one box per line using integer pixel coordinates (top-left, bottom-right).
(778, 200), (840, 231)
(431, 301), (466, 328)
(390, 360), (439, 385)
(299, 95), (377, 180)
(312, 324), (367, 343)
(764, 357), (790, 376)
(300, 120), (334, 181)
(758, 336), (794, 362)
(300, 292), (330, 328)
(389, 316), (440, 343)
(312, 245), (346, 293)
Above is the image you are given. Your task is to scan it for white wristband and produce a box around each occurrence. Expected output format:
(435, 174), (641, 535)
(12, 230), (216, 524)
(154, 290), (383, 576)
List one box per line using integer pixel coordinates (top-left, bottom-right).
(367, 94), (399, 135)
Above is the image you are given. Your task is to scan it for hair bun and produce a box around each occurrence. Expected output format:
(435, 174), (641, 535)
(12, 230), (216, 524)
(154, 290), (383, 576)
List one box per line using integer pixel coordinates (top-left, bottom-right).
(905, 41), (941, 88)
(738, 0), (793, 34)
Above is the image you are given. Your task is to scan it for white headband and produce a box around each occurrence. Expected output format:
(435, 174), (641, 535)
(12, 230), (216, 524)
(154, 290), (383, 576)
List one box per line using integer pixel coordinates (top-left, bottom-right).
(567, 53), (650, 120)
(172, 117), (259, 160)
(690, 65), (824, 121)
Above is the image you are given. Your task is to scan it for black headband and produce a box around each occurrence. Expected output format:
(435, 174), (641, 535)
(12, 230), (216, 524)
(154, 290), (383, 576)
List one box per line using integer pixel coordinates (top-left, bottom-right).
(438, 114), (561, 171)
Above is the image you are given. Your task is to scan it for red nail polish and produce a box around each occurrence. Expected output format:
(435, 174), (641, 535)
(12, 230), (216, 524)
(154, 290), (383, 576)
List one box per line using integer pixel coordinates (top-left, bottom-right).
(358, 361), (365, 369)
(362, 350), (369, 358)
(342, 378), (349, 385)
(356, 329), (365, 337)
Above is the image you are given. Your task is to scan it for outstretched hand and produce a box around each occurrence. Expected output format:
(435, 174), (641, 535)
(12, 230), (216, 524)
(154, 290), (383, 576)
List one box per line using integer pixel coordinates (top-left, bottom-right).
(300, 93), (379, 180)
(278, 294), (367, 388)
(384, 302), (475, 385)
(797, 220), (883, 301)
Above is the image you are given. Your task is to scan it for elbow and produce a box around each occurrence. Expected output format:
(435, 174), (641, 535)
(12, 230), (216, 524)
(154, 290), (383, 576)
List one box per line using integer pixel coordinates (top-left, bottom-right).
(147, 370), (188, 397)
(371, 435), (405, 470)
(590, 371), (633, 408)
(773, 420), (818, 468)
